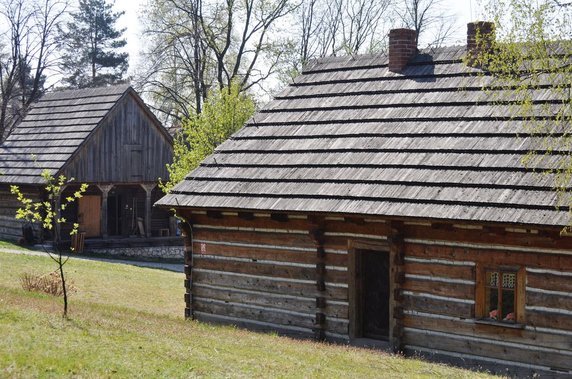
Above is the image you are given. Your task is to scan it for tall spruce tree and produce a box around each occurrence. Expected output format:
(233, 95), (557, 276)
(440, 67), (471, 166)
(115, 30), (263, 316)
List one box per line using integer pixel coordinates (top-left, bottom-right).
(59, 0), (128, 88)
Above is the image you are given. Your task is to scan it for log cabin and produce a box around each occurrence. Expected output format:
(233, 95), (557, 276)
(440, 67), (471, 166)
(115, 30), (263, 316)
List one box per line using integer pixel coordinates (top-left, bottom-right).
(0, 84), (176, 248)
(157, 23), (572, 376)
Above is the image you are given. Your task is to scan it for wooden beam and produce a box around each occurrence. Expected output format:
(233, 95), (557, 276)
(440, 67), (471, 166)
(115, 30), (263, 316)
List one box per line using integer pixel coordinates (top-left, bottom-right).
(238, 212), (255, 220)
(388, 221), (404, 353)
(180, 220), (194, 319)
(97, 184), (113, 238)
(206, 210), (223, 219)
(270, 213), (289, 222)
(310, 220), (327, 341)
(140, 183), (155, 238)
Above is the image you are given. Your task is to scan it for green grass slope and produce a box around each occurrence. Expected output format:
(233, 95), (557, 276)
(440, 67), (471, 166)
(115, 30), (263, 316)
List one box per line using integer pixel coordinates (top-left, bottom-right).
(0, 251), (499, 378)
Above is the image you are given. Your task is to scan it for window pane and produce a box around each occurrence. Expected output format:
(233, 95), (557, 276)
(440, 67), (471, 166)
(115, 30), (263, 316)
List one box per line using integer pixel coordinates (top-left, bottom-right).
(486, 288), (499, 319)
(502, 273), (516, 289)
(487, 271), (499, 287)
(502, 289), (515, 322)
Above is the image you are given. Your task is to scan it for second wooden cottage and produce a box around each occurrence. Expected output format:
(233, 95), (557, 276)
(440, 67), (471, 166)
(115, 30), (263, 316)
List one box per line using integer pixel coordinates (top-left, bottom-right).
(0, 84), (177, 253)
(157, 23), (572, 376)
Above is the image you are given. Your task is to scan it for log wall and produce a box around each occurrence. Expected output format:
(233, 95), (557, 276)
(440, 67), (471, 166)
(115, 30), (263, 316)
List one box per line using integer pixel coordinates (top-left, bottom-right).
(186, 213), (352, 340)
(0, 185), (42, 241)
(181, 210), (572, 376)
(400, 240), (572, 376)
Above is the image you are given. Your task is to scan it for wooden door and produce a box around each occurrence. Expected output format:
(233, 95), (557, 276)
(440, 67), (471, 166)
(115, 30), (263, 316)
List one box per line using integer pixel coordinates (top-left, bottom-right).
(361, 250), (390, 340)
(78, 195), (101, 237)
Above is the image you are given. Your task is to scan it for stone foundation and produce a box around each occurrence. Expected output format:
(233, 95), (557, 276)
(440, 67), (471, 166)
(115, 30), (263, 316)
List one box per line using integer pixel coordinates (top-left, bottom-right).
(86, 245), (184, 261)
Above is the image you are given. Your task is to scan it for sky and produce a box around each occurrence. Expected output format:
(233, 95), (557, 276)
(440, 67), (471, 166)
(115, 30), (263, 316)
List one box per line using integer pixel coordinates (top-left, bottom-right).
(114, 0), (487, 77)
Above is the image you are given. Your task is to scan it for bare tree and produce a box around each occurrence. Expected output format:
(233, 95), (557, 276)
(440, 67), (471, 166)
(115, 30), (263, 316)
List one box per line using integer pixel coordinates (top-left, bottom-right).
(340, 0), (392, 54)
(0, 0), (68, 141)
(138, 0), (296, 124)
(293, 0), (392, 75)
(397, 0), (456, 48)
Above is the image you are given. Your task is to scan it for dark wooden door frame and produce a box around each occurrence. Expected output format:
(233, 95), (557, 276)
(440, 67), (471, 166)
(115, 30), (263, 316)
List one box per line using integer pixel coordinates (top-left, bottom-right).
(348, 240), (395, 342)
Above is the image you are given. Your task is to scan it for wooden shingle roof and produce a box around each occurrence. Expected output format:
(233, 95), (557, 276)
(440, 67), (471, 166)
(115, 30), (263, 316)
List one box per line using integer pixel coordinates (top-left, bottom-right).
(0, 84), (132, 184)
(158, 45), (570, 227)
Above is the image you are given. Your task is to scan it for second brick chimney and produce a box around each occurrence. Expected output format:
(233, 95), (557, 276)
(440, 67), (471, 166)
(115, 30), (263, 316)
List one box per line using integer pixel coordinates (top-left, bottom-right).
(466, 21), (496, 66)
(388, 28), (417, 73)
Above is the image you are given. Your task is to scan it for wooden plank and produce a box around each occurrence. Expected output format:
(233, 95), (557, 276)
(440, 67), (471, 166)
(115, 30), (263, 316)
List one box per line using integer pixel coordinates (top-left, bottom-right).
(403, 328), (572, 371)
(193, 298), (315, 330)
(193, 229), (316, 249)
(323, 238), (354, 251)
(402, 278), (474, 299)
(517, 266), (526, 324)
(527, 309), (572, 331)
(192, 284), (315, 314)
(475, 264), (485, 319)
(347, 243), (359, 339)
(403, 226), (572, 257)
(325, 318), (349, 336)
(193, 256), (347, 283)
(403, 261), (474, 280)
(323, 219), (390, 237)
(193, 312), (313, 338)
(192, 241), (347, 266)
(403, 313), (572, 351)
(405, 243), (572, 271)
(193, 269), (348, 301)
(193, 298), (349, 335)
(528, 272), (572, 293)
(527, 291), (572, 311)
(184, 212), (313, 231)
(402, 294), (473, 318)
(403, 347), (558, 378)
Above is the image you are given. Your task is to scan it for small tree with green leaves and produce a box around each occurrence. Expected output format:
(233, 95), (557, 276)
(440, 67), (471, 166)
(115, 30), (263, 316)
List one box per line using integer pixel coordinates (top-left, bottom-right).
(472, 0), (572, 229)
(11, 170), (88, 318)
(161, 81), (256, 192)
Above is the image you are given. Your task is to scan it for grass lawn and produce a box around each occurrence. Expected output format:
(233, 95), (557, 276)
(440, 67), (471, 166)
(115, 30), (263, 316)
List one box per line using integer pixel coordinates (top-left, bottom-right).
(0, 240), (30, 251)
(0, 251), (500, 378)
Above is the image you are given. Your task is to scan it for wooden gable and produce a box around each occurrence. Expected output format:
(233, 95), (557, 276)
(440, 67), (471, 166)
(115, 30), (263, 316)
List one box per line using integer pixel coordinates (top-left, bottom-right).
(0, 84), (172, 185)
(61, 90), (172, 183)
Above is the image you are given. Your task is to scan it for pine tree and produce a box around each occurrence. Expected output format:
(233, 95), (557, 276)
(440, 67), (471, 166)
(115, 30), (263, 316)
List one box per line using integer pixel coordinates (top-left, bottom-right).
(59, 0), (128, 88)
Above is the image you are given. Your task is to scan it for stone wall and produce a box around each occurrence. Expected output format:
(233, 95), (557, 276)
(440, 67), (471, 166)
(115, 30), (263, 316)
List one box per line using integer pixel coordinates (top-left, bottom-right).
(86, 245), (184, 261)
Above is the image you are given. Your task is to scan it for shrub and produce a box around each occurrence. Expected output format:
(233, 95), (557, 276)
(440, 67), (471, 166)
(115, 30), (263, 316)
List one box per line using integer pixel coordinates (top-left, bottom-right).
(20, 271), (76, 297)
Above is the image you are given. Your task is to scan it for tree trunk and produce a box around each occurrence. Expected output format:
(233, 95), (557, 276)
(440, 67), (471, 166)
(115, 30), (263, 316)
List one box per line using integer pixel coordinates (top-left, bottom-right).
(58, 253), (68, 318)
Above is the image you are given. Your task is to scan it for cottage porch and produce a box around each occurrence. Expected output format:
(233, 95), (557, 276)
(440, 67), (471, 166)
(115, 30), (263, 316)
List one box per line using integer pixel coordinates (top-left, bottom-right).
(61, 183), (176, 242)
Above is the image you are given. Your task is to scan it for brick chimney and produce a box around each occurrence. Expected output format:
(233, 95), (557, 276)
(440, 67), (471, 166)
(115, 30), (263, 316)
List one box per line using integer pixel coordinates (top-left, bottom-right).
(467, 21), (495, 66)
(388, 28), (417, 73)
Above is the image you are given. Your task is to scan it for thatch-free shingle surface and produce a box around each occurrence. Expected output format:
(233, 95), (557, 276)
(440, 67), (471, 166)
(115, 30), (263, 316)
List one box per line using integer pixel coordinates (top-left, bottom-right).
(158, 46), (570, 227)
(0, 85), (130, 184)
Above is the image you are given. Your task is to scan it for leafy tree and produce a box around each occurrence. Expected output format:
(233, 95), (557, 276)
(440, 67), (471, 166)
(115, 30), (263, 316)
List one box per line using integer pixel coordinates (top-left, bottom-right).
(11, 170), (88, 318)
(474, 0), (572, 226)
(162, 81), (255, 191)
(59, 0), (128, 88)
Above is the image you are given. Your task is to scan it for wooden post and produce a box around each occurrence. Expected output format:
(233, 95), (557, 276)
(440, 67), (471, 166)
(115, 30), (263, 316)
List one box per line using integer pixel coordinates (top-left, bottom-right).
(310, 219), (327, 341)
(388, 221), (404, 353)
(141, 183), (155, 238)
(169, 216), (177, 237)
(180, 221), (194, 319)
(97, 184), (114, 238)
